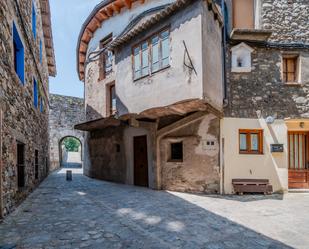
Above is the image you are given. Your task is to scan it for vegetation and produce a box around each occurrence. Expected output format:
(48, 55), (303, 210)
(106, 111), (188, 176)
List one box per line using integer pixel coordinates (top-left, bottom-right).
(62, 137), (80, 152)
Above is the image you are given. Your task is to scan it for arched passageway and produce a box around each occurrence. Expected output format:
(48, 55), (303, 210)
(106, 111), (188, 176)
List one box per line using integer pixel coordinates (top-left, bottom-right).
(59, 136), (82, 168)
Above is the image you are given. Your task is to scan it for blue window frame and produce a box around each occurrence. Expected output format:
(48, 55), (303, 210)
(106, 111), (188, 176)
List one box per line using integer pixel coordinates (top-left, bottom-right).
(39, 40), (42, 63)
(13, 22), (25, 84)
(33, 78), (38, 108)
(32, 3), (36, 38)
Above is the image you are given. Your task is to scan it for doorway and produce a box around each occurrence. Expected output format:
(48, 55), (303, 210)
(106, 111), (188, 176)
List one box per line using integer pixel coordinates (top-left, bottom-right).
(133, 135), (149, 187)
(288, 131), (309, 188)
(17, 142), (25, 189)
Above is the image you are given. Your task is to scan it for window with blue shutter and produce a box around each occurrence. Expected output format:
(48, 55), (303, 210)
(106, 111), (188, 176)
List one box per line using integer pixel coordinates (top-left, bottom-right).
(32, 3), (36, 38)
(13, 22), (25, 84)
(33, 78), (38, 108)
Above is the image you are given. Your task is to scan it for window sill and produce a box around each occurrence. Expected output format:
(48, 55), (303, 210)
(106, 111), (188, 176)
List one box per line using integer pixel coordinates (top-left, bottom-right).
(167, 159), (183, 163)
(284, 82), (302, 86)
(134, 65), (171, 82)
(239, 151), (263, 155)
(231, 67), (252, 73)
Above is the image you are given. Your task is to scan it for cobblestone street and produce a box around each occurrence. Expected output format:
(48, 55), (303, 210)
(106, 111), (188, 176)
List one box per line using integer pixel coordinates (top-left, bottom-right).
(0, 168), (308, 249)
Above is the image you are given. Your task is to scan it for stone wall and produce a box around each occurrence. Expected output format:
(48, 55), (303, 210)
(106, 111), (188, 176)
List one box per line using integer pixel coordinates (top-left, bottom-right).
(160, 114), (220, 193)
(0, 0), (52, 217)
(225, 0), (309, 119)
(225, 46), (309, 119)
(261, 0), (309, 43)
(49, 94), (85, 171)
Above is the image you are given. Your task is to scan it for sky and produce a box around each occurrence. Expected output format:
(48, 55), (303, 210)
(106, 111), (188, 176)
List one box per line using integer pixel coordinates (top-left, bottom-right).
(49, 0), (102, 98)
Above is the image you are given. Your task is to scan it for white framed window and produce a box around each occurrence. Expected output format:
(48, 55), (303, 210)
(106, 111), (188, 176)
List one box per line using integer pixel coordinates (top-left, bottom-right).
(133, 29), (170, 80)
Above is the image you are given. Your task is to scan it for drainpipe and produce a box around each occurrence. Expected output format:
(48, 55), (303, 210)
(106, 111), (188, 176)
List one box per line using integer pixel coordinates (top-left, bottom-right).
(0, 107), (3, 218)
(155, 112), (207, 190)
(221, 0), (228, 107)
(220, 0), (228, 195)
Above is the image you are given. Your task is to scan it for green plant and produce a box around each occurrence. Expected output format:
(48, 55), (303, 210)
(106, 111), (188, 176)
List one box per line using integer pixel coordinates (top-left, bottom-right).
(62, 137), (80, 152)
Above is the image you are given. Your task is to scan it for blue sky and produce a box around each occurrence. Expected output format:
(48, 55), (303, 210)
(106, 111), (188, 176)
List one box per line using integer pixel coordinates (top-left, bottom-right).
(49, 0), (102, 98)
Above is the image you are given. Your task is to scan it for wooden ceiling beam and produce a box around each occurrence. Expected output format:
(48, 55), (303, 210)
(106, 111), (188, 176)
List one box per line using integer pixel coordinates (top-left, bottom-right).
(105, 6), (114, 17)
(123, 0), (132, 9)
(112, 3), (121, 13)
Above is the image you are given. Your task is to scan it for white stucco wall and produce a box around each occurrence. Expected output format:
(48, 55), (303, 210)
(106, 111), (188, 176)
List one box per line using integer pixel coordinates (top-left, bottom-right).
(115, 6), (203, 115)
(221, 117), (289, 194)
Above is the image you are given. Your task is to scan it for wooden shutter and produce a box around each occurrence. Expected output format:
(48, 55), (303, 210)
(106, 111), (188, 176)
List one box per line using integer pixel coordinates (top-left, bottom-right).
(233, 0), (254, 29)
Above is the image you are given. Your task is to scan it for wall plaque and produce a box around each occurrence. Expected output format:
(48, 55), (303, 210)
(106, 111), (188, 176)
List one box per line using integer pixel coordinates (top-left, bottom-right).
(271, 144), (284, 153)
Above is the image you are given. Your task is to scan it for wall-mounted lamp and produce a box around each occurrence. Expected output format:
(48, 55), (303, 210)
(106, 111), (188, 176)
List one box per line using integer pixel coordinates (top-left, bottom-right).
(300, 122), (305, 128)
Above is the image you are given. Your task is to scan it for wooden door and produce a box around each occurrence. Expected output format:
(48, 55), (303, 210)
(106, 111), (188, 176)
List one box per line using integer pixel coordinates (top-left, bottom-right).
(134, 135), (149, 187)
(288, 131), (309, 189)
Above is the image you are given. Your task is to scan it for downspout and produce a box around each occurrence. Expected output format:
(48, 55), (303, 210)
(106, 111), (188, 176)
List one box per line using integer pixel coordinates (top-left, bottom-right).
(155, 112), (208, 190)
(221, 0), (228, 107)
(221, 0), (227, 194)
(0, 107), (3, 218)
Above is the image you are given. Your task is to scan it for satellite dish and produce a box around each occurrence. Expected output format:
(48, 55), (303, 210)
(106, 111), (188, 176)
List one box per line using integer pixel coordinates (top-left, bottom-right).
(265, 116), (275, 124)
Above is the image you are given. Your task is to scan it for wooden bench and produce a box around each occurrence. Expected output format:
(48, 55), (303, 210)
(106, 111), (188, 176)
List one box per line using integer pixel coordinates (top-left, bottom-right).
(232, 179), (273, 195)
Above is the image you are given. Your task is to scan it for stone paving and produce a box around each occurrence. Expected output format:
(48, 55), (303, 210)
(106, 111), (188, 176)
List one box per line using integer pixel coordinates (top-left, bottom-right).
(0, 168), (308, 249)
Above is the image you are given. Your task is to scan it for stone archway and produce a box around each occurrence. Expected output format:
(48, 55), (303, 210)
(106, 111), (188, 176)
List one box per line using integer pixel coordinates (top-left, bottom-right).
(59, 136), (83, 168)
(50, 131), (84, 171)
(49, 94), (85, 172)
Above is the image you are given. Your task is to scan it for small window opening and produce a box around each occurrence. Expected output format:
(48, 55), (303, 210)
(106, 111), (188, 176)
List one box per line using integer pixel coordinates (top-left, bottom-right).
(170, 142), (183, 162)
(116, 144), (120, 153)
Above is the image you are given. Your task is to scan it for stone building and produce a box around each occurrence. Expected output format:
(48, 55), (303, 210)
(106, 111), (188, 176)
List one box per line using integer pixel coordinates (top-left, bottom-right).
(222, 0), (309, 193)
(0, 0), (56, 217)
(49, 94), (84, 171)
(75, 0), (224, 193)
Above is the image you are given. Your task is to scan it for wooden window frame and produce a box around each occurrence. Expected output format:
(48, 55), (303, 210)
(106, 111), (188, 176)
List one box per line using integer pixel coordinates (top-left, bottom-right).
(99, 34), (113, 81)
(239, 129), (263, 154)
(132, 28), (170, 81)
(282, 55), (299, 84)
(106, 83), (116, 116)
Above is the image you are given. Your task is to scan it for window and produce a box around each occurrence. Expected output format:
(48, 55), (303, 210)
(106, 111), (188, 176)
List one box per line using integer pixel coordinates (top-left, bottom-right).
(133, 29), (170, 80)
(239, 129), (263, 154)
(17, 142), (25, 188)
(35, 150), (39, 180)
(108, 84), (116, 116)
(32, 2), (36, 38)
(282, 56), (298, 83)
(13, 22), (25, 84)
(170, 142), (183, 161)
(99, 34), (113, 80)
(33, 78), (38, 108)
(39, 40), (42, 63)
